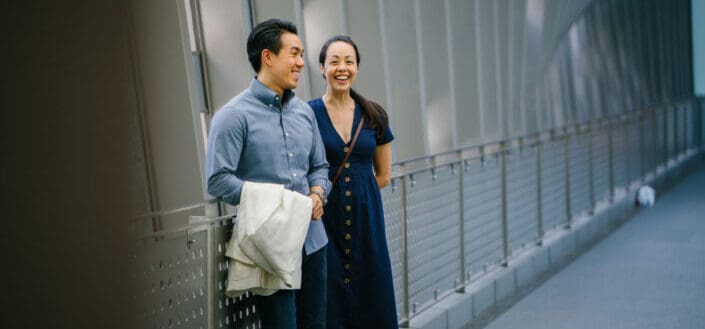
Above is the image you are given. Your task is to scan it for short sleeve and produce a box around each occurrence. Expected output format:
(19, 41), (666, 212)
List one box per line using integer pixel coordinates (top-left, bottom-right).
(376, 125), (394, 145)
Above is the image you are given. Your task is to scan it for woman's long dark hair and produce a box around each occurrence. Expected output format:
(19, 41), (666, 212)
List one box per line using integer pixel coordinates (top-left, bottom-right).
(318, 35), (389, 138)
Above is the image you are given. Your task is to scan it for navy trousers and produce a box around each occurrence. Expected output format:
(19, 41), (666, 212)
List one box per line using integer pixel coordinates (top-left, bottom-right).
(255, 246), (327, 329)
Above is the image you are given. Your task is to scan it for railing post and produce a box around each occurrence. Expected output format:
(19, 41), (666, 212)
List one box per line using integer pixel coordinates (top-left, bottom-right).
(674, 103), (680, 159)
(587, 123), (595, 214)
(535, 134), (544, 246)
(500, 141), (509, 266)
(457, 150), (466, 291)
(664, 106), (669, 167)
(652, 108), (658, 174)
(398, 164), (410, 326)
(608, 117), (616, 202)
(563, 128), (572, 228)
(206, 217), (216, 329)
(622, 116), (630, 187)
(695, 98), (705, 152)
(639, 112), (646, 181)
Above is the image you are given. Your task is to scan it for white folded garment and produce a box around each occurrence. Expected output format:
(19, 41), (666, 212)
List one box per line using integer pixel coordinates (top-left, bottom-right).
(224, 182), (312, 297)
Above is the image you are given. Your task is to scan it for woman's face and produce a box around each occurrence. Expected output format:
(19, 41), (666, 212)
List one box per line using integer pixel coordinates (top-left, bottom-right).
(320, 41), (358, 93)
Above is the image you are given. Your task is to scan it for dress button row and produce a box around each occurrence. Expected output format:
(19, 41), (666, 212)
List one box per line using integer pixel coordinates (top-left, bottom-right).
(345, 190), (351, 197)
(344, 278), (350, 284)
(344, 264), (351, 270)
(345, 233), (351, 240)
(344, 162), (350, 168)
(345, 219), (351, 226)
(343, 146), (350, 153)
(344, 248), (351, 255)
(344, 176), (350, 183)
(345, 205), (351, 212)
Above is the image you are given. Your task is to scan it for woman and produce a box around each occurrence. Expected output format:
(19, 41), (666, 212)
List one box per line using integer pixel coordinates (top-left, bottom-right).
(308, 35), (398, 329)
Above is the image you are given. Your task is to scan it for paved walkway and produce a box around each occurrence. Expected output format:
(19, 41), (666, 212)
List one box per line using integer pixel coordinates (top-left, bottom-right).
(483, 167), (705, 329)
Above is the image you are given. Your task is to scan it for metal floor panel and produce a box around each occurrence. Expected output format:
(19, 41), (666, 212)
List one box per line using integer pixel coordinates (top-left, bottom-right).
(482, 167), (705, 329)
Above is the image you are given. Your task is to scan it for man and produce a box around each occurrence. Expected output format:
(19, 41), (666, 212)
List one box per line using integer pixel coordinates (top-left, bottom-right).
(205, 19), (330, 329)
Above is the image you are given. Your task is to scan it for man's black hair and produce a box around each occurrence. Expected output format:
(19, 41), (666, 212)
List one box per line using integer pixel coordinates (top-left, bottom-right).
(247, 18), (298, 73)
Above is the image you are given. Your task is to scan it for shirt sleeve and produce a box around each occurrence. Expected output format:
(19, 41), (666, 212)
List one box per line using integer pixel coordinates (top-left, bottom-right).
(307, 113), (332, 196)
(205, 109), (246, 205)
(376, 124), (395, 146)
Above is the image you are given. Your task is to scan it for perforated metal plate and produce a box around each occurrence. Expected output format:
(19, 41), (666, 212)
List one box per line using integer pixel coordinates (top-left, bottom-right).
(134, 229), (209, 329)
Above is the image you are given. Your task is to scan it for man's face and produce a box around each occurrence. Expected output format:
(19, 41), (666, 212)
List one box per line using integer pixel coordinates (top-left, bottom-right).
(268, 32), (305, 93)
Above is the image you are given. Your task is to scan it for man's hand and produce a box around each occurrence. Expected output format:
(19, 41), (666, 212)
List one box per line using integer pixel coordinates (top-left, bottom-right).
(309, 193), (324, 220)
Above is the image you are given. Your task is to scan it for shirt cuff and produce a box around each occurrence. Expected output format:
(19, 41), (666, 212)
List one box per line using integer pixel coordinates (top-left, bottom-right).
(309, 178), (331, 196)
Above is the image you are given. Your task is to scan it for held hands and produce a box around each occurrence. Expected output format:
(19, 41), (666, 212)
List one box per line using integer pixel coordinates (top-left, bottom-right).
(309, 193), (324, 220)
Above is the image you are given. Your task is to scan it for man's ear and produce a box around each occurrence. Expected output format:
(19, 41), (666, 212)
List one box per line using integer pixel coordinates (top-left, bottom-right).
(261, 49), (272, 67)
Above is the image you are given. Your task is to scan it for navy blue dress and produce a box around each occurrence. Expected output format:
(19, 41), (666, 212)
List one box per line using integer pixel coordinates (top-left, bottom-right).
(308, 98), (398, 329)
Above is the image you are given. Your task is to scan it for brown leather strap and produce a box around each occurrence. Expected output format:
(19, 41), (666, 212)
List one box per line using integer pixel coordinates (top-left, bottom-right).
(332, 117), (365, 185)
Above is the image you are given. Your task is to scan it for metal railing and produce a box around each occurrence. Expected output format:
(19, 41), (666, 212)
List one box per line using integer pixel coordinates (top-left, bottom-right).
(132, 97), (704, 329)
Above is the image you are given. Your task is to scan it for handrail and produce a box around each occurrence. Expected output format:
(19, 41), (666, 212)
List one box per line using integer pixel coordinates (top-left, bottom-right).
(131, 96), (703, 230)
(132, 198), (218, 220)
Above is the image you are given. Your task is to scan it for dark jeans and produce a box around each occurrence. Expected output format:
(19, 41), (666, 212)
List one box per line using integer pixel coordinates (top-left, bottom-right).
(255, 245), (327, 329)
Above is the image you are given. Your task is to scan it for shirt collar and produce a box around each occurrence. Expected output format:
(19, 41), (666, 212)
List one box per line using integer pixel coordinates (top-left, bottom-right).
(249, 78), (295, 109)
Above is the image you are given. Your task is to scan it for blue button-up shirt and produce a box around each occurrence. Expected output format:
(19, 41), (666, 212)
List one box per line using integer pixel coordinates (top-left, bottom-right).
(206, 79), (331, 254)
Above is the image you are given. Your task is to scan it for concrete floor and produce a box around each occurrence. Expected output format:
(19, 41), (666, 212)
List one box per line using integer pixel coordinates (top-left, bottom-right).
(482, 168), (705, 329)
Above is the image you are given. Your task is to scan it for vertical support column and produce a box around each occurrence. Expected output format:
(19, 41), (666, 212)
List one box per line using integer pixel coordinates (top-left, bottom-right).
(398, 164), (410, 326)
(457, 150), (466, 291)
(500, 141), (509, 266)
(535, 134), (544, 246)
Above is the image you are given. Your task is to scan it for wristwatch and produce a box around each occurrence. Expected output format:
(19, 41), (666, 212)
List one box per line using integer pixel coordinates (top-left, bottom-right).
(312, 190), (328, 206)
